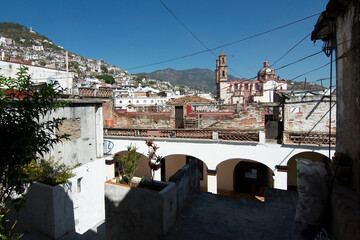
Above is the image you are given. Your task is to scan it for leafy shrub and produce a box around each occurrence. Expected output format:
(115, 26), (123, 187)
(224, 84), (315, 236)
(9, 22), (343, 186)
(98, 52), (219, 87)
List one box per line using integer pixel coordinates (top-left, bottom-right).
(22, 158), (79, 186)
(115, 145), (141, 184)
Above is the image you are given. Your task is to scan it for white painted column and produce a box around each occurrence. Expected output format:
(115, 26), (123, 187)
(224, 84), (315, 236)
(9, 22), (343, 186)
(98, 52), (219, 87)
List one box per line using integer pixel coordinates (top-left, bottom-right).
(153, 169), (162, 181)
(95, 104), (104, 158)
(207, 169), (217, 194)
(273, 169), (288, 190)
(259, 131), (266, 144)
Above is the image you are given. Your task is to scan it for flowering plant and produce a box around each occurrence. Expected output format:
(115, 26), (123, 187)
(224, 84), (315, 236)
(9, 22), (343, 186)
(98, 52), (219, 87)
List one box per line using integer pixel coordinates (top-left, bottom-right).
(145, 139), (163, 181)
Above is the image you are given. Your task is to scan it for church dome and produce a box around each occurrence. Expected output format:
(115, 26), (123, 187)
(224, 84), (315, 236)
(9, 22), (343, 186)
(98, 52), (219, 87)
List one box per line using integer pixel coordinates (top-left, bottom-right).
(258, 61), (275, 75)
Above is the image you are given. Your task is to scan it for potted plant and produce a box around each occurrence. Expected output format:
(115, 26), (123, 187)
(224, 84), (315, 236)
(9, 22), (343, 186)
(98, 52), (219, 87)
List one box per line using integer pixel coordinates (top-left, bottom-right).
(114, 144), (141, 187)
(9, 157), (79, 239)
(105, 140), (177, 240)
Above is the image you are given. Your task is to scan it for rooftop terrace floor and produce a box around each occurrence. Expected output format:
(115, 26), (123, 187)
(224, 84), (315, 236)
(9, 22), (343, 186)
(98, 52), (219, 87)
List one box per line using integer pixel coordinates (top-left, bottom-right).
(21, 189), (307, 240)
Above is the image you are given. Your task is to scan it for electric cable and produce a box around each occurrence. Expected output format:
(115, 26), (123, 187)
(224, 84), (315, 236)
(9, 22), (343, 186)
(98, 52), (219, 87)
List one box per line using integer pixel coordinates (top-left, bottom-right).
(126, 12), (321, 71)
(271, 33), (311, 67)
(159, 0), (243, 78)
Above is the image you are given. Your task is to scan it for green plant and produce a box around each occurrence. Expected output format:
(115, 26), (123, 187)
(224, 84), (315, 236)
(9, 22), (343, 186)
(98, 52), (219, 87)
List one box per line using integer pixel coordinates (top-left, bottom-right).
(116, 145), (141, 184)
(0, 208), (22, 240)
(22, 158), (79, 186)
(0, 66), (68, 208)
(145, 139), (163, 181)
(95, 74), (115, 84)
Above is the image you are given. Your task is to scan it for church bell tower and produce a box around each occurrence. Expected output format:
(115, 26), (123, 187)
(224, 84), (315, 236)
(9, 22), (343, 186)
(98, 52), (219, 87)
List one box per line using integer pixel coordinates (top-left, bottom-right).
(215, 51), (228, 102)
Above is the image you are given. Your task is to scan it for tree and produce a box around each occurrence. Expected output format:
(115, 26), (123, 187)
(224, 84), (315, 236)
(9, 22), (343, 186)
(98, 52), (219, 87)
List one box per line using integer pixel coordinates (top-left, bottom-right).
(95, 74), (115, 84)
(100, 64), (108, 74)
(0, 66), (68, 209)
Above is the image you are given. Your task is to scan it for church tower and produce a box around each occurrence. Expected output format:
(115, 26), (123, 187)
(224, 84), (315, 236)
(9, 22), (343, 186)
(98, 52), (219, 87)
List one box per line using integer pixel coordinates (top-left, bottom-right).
(215, 51), (228, 102)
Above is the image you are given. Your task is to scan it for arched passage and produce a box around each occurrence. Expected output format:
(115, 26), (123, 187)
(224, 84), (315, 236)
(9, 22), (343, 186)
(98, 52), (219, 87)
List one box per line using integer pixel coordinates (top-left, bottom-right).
(217, 159), (274, 197)
(233, 161), (274, 196)
(287, 152), (329, 191)
(162, 154), (207, 187)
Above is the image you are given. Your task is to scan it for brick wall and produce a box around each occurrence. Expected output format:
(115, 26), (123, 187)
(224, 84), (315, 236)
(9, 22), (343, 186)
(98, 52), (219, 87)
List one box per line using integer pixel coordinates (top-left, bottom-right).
(200, 105), (265, 130)
(103, 101), (265, 130)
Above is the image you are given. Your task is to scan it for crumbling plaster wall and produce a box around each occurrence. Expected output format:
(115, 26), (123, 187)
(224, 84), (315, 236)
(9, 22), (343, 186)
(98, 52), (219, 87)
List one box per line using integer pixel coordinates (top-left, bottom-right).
(46, 101), (103, 166)
(324, 1), (360, 239)
(283, 95), (337, 134)
(201, 105), (265, 130)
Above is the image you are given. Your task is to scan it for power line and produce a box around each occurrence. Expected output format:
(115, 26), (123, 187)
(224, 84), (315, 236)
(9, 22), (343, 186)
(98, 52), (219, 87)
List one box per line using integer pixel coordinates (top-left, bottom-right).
(271, 32), (311, 67)
(159, 0), (243, 78)
(275, 51), (323, 71)
(126, 12), (321, 71)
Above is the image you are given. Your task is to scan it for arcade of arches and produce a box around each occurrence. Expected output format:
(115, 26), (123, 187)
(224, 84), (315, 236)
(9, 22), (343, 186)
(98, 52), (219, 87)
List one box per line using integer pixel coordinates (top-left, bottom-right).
(110, 150), (330, 198)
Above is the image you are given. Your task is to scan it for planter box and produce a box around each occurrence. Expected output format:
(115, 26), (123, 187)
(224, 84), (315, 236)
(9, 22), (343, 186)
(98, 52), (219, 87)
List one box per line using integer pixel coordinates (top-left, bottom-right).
(105, 178), (177, 240)
(13, 182), (75, 239)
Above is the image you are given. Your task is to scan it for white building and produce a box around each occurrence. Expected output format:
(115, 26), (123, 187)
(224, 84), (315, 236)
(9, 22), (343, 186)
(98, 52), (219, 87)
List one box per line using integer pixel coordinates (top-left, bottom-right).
(0, 60), (74, 93)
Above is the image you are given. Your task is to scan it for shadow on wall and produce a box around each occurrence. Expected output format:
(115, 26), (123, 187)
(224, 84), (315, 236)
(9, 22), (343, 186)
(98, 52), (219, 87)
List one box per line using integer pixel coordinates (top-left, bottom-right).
(105, 159), (200, 240)
(105, 180), (177, 240)
(6, 182), (75, 239)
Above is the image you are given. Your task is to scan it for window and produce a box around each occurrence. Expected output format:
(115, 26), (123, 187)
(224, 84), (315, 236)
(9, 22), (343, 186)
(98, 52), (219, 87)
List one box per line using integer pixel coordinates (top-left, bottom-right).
(245, 84), (248, 90)
(222, 71), (225, 77)
(144, 100), (147, 103)
(77, 177), (82, 193)
(222, 57), (225, 64)
(128, 100), (131, 103)
(136, 100), (139, 103)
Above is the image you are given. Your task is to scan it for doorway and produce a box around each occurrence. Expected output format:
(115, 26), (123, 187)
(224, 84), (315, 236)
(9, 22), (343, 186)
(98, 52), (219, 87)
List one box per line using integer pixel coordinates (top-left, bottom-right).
(175, 106), (184, 128)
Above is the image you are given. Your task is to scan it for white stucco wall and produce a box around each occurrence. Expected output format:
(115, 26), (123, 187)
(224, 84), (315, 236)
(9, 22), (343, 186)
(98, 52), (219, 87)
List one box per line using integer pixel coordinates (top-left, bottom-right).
(69, 159), (106, 234)
(0, 60), (74, 93)
(105, 137), (335, 190)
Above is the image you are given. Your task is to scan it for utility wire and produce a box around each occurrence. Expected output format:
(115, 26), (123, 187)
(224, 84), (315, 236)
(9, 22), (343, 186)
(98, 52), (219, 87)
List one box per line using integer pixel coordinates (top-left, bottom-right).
(271, 32), (311, 67)
(127, 12), (321, 71)
(159, 0), (243, 78)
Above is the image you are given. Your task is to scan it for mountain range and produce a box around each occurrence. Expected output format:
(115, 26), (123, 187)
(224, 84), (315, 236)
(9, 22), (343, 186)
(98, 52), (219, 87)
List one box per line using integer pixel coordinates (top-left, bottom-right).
(137, 68), (325, 93)
(137, 68), (246, 93)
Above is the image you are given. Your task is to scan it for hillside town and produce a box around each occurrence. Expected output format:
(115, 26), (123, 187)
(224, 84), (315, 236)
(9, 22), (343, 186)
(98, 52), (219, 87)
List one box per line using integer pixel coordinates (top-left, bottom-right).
(0, 0), (359, 239)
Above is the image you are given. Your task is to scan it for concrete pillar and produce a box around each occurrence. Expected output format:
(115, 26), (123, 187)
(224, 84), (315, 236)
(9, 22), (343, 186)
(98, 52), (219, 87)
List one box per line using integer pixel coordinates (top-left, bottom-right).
(207, 169), (217, 194)
(273, 169), (288, 190)
(259, 131), (266, 144)
(95, 104), (104, 158)
(153, 169), (161, 181)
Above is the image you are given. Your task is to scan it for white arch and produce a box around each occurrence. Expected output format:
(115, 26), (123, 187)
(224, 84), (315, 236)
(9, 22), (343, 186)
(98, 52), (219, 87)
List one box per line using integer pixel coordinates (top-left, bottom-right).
(105, 137), (335, 171)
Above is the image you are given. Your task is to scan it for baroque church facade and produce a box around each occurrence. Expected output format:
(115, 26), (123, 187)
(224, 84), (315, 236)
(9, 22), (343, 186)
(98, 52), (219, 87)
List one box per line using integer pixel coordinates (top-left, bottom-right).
(215, 51), (287, 104)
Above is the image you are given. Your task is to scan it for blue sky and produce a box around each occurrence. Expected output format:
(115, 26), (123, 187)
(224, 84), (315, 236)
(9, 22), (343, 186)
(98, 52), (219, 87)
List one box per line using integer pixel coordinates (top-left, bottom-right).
(1, 0), (332, 85)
